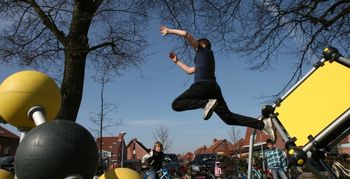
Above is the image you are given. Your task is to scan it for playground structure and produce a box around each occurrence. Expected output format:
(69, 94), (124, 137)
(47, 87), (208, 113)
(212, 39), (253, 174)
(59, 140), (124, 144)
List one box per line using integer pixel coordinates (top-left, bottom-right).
(248, 47), (350, 179)
(0, 47), (349, 179)
(0, 70), (142, 179)
(0, 71), (99, 179)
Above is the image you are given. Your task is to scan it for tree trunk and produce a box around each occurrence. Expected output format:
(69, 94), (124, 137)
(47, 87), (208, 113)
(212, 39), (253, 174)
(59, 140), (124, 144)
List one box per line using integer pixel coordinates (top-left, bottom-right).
(57, 0), (95, 121)
(58, 38), (88, 121)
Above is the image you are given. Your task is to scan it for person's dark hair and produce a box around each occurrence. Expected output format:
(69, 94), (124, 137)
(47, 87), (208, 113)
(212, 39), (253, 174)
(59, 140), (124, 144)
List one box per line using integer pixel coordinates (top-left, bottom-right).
(266, 139), (275, 144)
(198, 38), (211, 50)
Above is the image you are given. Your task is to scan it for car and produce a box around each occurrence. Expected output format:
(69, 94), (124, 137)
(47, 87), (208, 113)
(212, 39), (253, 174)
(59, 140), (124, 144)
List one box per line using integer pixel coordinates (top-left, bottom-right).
(163, 153), (182, 177)
(0, 156), (15, 174)
(190, 153), (217, 177)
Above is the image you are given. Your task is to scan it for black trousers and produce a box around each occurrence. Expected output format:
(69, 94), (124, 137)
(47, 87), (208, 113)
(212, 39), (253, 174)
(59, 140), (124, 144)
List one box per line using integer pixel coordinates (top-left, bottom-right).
(172, 81), (264, 129)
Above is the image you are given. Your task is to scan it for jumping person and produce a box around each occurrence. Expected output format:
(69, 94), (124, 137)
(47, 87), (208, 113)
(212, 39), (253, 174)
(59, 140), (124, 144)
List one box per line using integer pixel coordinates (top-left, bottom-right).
(159, 26), (275, 139)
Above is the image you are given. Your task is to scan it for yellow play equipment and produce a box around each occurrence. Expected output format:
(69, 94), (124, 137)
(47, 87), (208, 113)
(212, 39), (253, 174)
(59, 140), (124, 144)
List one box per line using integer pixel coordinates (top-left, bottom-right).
(0, 169), (14, 179)
(99, 168), (142, 179)
(0, 70), (61, 129)
(248, 47), (350, 179)
(275, 58), (350, 147)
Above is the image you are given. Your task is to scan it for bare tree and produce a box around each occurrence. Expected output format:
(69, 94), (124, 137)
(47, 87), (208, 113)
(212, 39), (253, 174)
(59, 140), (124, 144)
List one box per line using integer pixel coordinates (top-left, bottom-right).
(153, 125), (172, 152)
(228, 126), (240, 144)
(0, 1), (349, 121)
(158, 0), (350, 101)
(0, 1), (150, 121)
(228, 126), (243, 155)
(89, 65), (123, 172)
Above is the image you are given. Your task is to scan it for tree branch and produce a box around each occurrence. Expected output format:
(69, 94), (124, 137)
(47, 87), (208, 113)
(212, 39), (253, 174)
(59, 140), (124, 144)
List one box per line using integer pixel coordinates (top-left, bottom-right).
(27, 0), (66, 43)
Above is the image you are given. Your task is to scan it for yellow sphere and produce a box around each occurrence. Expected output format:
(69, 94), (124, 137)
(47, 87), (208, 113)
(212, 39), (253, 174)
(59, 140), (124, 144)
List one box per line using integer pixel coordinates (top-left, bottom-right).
(0, 169), (14, 179)
(99, 168), (142, 179)
(288, 149), (295, 155)
(297, 159), (304, 166)
(0, 70), (61, 129)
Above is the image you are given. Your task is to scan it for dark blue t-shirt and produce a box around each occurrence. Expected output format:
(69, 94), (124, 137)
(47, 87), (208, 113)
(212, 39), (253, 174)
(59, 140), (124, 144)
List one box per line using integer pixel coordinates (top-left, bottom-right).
(194, 46), (216, 83)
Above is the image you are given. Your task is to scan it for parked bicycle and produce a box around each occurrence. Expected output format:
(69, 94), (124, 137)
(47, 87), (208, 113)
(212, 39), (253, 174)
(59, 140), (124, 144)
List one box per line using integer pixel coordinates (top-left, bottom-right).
(142, 166), (170, 179)
(192, 164), (215, 179)
(192, 160), (216, 179)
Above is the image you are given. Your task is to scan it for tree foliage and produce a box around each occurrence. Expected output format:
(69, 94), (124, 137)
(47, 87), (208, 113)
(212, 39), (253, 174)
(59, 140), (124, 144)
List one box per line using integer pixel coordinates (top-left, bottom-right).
(0, 0), (349, 120)
(0, 0), (150, 121)
(159, 0), (350, 100)
(153, 125), (172, 152)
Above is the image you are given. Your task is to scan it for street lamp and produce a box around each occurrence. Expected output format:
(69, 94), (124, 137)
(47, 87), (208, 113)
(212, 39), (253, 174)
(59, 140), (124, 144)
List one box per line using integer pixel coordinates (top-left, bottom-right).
(119, 131), (126, 167)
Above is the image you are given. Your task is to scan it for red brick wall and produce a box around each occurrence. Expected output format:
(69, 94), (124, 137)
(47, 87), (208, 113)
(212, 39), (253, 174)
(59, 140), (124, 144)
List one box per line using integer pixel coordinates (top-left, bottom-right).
(126, 142), (148, 160)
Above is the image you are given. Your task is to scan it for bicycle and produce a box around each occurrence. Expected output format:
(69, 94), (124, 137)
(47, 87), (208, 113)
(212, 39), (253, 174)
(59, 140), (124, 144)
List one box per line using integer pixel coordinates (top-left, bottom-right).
(250, 167), (264, 179)
(220, 167), (264, 179)
(194, 162), (216, 179)
(142, 166), (170, 179)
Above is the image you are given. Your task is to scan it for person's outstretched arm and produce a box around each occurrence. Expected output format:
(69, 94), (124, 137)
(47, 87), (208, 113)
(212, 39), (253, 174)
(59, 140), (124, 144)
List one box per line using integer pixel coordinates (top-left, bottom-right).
(160, 26), (198, 50)
(169, 51), (195, 74)
(141, 150), (153, 163)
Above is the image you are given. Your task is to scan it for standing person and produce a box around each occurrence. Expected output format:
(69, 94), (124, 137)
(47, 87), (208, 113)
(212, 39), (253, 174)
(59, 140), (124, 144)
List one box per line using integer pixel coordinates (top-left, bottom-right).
(159, 26), (275, 139)
(142, 141), (164, 179)
(264, 139), (289, 179)
(214, 161), (222, 178)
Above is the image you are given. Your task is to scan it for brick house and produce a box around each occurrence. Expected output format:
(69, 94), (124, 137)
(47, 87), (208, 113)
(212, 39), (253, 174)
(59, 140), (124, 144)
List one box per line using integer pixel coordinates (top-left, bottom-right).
(242, 128), (350, 155)
(180, 152), (195, 161)
(206, 138), (235, 155)
(194, 145), (208, 155)
(242, 128), (285, 151)
(96, 133), (126, 169)
(194, 138), (237, 155)
(230, 138), (245, 157)
(125, 138), (149, 160)
(192, 132), (274, 158)
(242, 128), (350, 158)
(0, 125), (19, 157)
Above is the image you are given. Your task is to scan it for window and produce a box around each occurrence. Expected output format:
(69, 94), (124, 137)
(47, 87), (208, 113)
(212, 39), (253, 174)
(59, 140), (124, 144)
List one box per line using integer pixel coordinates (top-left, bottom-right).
(4, 146), (10, 155)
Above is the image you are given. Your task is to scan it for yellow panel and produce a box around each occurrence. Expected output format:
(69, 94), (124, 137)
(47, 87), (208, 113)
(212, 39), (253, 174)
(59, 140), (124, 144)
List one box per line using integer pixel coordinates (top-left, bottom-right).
(275, 61), (350, 146)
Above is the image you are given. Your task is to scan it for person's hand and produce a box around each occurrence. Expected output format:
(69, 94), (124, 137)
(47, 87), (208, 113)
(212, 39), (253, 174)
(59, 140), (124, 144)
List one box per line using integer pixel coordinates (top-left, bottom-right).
(160, 26), (169, 36)
(169, 51), (178, 63)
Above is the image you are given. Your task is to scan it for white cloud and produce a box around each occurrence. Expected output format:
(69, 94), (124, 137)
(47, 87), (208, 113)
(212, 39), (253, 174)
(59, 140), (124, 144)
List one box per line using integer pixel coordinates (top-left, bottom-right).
(126, 117), (195, 127)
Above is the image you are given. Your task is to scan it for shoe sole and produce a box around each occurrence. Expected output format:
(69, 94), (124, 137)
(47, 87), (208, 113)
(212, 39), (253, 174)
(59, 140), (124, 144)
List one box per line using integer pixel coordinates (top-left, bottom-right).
(265, 118), (275, 141)
(203, 100), (218, 120)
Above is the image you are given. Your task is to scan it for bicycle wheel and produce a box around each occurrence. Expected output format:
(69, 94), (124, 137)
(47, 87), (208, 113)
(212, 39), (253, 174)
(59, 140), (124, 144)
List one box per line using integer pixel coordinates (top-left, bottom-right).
(251, 173), (261, 179)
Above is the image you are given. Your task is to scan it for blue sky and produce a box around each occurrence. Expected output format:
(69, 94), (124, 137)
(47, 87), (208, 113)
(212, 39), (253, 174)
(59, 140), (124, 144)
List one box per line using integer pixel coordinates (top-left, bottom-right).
(0, 20), (316, 154)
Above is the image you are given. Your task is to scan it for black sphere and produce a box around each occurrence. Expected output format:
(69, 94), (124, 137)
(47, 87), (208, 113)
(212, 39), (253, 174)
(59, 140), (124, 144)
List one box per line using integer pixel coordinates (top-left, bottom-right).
(15, 120), (98, 179)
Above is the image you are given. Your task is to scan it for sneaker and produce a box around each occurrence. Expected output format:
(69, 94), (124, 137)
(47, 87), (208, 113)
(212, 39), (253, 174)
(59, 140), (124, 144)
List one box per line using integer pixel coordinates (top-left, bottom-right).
(261, 117), (275, 141)
(203, 99), (218, 120)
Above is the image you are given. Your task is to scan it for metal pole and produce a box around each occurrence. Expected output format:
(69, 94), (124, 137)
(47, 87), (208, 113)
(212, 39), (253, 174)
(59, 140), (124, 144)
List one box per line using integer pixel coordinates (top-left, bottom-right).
(121, 139), (124, 168)
(27, 106), (47, 126)
(247, 129), (257, 179)
(303, 109), (350, 152)
(120, 131), (126, 167)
